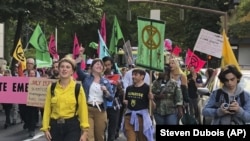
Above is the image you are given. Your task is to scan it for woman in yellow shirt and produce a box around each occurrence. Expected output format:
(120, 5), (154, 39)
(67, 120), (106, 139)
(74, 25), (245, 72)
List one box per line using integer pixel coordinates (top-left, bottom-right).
(41, 57), (89, 141)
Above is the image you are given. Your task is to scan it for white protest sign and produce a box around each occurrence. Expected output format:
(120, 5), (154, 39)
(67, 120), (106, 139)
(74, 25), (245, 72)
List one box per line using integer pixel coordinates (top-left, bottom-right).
(193, 29), (223, 58)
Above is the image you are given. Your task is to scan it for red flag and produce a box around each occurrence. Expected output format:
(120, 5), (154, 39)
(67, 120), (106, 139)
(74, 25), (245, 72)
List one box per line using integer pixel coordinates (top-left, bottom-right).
(105, 74), (120, 85)
(172, 45), (182, 56)
(98, 13), (106, 55)
(185, 49), (206, 72)
(48, 34), (59, 60)
(73, 33), (80, 59)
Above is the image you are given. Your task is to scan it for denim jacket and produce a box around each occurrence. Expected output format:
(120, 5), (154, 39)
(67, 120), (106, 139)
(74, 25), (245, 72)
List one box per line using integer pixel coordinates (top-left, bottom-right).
(76, 62), (113, 110)
(202, 85), (250, 125)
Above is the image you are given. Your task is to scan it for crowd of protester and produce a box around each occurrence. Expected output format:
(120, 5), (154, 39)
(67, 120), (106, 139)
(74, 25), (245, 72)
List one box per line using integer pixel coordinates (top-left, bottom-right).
(1, 49), (250, 141)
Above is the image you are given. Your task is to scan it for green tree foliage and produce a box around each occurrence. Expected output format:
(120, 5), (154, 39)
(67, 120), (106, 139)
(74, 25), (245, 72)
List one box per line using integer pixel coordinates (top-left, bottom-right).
(228, 0), (250, 37)
(0, 0), (104, 62)
(0, 0), (104, 25)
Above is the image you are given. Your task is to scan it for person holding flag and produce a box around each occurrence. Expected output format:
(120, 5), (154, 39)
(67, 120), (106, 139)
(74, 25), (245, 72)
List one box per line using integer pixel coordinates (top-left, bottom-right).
(102, 56), (124, 141)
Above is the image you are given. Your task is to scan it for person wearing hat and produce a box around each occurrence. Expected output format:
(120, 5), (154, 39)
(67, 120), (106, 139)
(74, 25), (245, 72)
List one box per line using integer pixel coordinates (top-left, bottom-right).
(41, 57), (89, 141)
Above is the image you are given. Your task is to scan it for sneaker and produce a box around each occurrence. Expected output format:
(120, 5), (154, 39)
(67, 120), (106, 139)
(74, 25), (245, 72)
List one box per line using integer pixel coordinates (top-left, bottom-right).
(12, 119), (17, 125)
(4, 123), (9, 129)
(115, 132), (119, 139)
(23, 123), (27, 130)
(29, 131), (35, 137)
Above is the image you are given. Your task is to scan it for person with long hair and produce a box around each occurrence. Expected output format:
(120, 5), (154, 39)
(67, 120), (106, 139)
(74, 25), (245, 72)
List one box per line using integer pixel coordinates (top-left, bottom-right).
(203, 68), (216, 91)
(169, 58), (189, 103)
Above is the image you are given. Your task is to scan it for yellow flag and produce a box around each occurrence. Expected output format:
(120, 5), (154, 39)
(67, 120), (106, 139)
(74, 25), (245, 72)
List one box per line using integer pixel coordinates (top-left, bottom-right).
(13, 38), (26, 70)
(221, 30), (240, 71)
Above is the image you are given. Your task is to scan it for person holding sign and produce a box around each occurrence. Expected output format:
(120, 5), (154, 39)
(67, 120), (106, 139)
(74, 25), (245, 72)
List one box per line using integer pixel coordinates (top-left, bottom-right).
(41, 57), (89, 141)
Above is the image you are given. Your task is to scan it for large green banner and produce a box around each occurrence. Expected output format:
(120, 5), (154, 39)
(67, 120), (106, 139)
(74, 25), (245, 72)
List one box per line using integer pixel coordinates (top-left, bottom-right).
(137, 17), (165, 72)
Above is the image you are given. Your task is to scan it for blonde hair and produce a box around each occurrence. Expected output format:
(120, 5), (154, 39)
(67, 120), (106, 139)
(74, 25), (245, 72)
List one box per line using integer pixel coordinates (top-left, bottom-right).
(170, 57), (184, 75)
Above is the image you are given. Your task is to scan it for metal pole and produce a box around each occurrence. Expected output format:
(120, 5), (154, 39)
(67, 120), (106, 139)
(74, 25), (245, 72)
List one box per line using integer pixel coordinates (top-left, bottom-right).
(55, 27), (58, 52)
(128, 0), (228, 33)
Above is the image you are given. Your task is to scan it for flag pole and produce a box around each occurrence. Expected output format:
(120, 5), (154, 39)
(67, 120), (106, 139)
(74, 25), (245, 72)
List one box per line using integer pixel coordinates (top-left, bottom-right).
(55, 27), (58, 54)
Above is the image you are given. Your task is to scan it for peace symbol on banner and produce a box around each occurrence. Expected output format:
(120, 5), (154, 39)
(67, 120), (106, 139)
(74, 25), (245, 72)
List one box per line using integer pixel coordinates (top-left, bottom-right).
(141, 25), (161, 50)
(37, 33), (48, 53)
(186, 49), (206, 72)
(188, 55), (199, 69)
(15, 43), (25, 62)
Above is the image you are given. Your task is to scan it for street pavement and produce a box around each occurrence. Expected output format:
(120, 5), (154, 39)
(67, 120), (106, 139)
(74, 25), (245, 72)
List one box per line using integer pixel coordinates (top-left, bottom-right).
(0, 110), (126, 141)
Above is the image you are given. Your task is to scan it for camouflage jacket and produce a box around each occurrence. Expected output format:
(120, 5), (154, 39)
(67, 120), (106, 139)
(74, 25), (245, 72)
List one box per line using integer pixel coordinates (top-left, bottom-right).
(153, 79), (183, 115)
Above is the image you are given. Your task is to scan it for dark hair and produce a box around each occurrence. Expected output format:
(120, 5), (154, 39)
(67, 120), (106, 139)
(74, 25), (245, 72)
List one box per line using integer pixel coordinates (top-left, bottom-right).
(102, 56), (114, 64)
(102, 56), (119, 74)
(132, 68), (146, 76)
(218, 64), (242, 83)
(28, 69), (37, 77)
(52, 61), (59, 67)
(90, 58), (104, 69)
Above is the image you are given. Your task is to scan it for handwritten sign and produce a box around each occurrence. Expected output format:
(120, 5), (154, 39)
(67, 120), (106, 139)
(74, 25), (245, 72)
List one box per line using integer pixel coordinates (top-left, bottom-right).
(27, 77), (56, 107)
(193, 29), (223, 58)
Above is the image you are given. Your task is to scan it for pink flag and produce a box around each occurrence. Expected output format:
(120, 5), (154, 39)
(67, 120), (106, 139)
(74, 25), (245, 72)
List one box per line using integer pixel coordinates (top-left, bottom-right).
(164, 39), (172, 51)
(98, 13), (106, 55)
(185, 49), (206, 72)
(172, 45), (182, 56)
(73, 33), (80, 59)
(48, 34), (59, 60)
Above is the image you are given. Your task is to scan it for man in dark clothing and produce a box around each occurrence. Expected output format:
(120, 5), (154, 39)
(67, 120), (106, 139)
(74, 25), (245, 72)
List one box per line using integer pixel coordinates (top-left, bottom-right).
(102, 56), (124, 141)
(187, 66), (203, 123)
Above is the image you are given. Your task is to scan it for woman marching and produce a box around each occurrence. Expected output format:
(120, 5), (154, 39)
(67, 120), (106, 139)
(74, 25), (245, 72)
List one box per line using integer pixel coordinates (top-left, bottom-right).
(41, 57), (89, 141)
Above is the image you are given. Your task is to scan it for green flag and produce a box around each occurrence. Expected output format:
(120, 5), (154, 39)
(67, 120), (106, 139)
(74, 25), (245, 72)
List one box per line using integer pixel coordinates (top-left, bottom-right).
(89, 42), (98, 49)
(137, 17), (165, 72)
(109, 15), (124, 55)
(29, 24), (52, 68)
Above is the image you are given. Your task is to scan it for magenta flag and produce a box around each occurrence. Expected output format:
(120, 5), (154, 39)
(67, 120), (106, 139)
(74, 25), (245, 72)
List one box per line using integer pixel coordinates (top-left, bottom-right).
(48, 34), (59, 60)
(98, 13), (106, 55)
(172, 45), (182, 57)
(185, 49), (206, 72)
(73, 33), (80, 59)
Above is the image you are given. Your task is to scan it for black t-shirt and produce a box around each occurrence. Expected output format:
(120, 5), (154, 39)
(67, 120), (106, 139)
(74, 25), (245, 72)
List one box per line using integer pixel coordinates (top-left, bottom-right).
(187, 73), (203, 99)
(125, 83), (150, 111)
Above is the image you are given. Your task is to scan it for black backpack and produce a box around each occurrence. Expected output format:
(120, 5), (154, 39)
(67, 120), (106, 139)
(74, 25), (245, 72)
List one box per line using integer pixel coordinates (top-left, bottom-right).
(50, 82), (81, 114)
(215, 89), (245, 107)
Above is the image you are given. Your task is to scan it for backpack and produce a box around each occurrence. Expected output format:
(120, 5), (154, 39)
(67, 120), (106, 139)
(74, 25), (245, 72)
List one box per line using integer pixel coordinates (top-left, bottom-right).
(215, 89), (245, 107)
(50, 82), (81, 114)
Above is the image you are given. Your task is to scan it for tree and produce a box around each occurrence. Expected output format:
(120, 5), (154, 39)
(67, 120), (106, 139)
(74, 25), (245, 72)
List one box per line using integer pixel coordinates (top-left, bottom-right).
(0, 0), (104, 71)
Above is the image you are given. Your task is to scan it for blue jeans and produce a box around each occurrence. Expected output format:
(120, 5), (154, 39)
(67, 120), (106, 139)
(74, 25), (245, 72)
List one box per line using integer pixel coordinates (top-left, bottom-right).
(154, 113), (178, 125)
